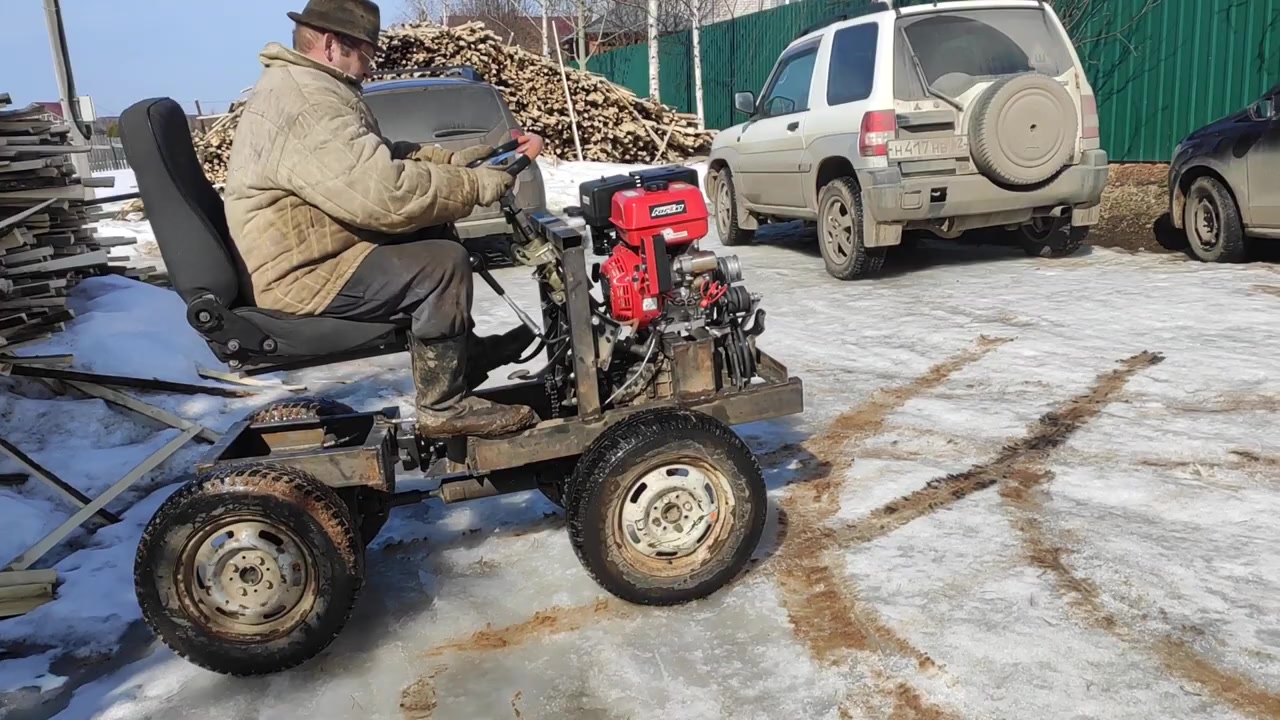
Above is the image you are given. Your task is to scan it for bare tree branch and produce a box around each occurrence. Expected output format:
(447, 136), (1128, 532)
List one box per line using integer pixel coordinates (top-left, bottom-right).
(1051, 0), (1163, 55)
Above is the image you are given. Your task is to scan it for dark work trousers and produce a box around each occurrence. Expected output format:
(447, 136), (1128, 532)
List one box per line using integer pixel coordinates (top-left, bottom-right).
(323, 239), (473, 342)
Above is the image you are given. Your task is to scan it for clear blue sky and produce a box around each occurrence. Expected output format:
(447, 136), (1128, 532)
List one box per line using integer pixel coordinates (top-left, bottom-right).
(2, 0), (406, 117)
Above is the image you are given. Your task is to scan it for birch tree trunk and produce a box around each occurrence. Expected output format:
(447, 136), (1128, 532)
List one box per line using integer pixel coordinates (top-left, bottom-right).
(691, 0), (705, 129)
(541, 2), (549, 58)
(576, 0), (586, 67)
(648, 0), (661, 102)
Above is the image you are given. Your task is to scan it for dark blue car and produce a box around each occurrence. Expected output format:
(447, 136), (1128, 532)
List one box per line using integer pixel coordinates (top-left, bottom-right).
(1169, 82), (1280, 262)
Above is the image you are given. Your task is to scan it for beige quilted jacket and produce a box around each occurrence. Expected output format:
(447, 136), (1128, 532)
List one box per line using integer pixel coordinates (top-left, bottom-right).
(224, 43), (496, 315)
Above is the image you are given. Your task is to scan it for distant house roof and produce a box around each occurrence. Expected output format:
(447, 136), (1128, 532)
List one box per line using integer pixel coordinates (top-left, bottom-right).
(36, 102), (64, 119)
(443, 15), (581, 53)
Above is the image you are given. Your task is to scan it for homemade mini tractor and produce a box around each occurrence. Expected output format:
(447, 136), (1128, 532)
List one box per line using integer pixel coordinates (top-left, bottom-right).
(121, 98), (804, 676)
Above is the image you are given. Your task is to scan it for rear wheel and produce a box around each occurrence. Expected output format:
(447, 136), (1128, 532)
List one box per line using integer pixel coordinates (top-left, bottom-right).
(712, 167), (755, 247)
(567, 408), (766, 605)
(1015, 217), (1089, 258)
(1183, 176), (1247, 263)
(247, 396), (354, 424)
(817, 177), (885, 280)
(246, 396), (384, 543)
(134, 463), (363, 676)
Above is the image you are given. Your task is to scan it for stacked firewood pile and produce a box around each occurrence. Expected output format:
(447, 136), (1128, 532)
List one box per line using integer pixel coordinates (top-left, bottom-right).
(192, 103), (245, 187)
(0, 93), (155, 351)
(191, 22), (713, 185)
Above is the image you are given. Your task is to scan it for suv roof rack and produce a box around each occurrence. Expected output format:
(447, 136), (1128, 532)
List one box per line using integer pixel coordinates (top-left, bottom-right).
(368, 65), (485, 83)
(793, 0), (897, 41)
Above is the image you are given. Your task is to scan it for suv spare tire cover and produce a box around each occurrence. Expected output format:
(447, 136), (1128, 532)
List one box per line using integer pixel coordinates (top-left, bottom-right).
(968, 74), (1078, 186)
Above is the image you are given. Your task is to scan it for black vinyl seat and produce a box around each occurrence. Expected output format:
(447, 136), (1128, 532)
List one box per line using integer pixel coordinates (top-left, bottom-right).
(120, 97), (408, 372)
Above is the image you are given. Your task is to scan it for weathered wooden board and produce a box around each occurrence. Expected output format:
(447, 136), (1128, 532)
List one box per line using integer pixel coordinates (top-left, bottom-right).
(0, 183), (88, 204)
(0, 570), (56, 587)
(0, 249), (106, 276)
(0, 199), (56, 233)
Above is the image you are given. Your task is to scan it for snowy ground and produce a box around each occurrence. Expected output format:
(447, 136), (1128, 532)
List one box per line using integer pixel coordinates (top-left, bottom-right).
(2, 163), (1280, 719)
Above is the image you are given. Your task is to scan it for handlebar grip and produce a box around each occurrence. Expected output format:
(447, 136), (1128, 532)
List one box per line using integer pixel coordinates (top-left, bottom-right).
(506, 155), (532, 177)
(466, 138), (522, 168)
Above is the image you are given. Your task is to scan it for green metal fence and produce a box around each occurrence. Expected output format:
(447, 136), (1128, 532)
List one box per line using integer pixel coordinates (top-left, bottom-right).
(586, 0), (1280, 162)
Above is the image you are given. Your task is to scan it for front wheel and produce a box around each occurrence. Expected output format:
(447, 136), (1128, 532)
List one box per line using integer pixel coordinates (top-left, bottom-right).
(566, 408), (766, 605)
(1183, 176), (1247, 263)
(135, 463), (363, 676)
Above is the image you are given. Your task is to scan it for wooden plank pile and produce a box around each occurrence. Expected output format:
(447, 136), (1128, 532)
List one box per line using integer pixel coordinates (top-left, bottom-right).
(191, 22), (715, 185)
(0, 92), (158, 350)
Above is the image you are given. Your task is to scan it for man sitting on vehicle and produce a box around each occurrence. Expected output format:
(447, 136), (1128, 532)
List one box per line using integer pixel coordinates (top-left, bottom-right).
(224, 0), (542, 439)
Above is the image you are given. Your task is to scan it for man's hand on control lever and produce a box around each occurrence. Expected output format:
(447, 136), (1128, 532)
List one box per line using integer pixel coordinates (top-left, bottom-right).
(471, 132), (543, 207)
(449, 144), (499, 167)
(515, 132), (543, 161)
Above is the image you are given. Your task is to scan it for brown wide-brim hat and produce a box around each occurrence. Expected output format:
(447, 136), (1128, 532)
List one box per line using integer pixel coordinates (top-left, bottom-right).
(288, 0), (381, 47)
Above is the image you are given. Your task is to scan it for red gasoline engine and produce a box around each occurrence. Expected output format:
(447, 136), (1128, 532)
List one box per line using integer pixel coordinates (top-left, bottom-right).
(578, 167), (752, 333)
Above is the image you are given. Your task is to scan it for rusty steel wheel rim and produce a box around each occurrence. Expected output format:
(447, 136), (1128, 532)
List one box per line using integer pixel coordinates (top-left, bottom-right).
(1192, 194), (1220, 251)
(611, 456), (737, 579)
(177, 514), (318, 640)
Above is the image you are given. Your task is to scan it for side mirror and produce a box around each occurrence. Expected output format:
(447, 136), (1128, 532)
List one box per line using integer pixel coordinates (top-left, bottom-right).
(1249, 98), (1276, 121)
(734, 91), (756, 116)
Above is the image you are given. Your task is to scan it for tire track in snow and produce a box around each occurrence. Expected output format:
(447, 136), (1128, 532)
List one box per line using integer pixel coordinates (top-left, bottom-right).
(772, 336), (1010, 713)
(993, 366), (1280, 719)
(404, 338), (1008, 715)
(797, 350), (1159, 717)
(1004, 468), (1280, 719)
(830, 351), (1164, 548)
(403, 600), (628, 717)
(420, 598), (624, 658)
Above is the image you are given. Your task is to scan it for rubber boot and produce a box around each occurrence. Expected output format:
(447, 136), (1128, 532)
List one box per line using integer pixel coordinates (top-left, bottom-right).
(465, 325), (536, 390)
(412, 334), (538, 439)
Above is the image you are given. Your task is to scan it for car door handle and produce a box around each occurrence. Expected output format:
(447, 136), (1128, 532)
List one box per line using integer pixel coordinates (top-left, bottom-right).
(787, 121), (800, 132)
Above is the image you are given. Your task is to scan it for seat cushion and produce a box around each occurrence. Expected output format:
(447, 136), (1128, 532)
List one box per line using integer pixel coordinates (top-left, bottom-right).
(235, 309), (407, 358)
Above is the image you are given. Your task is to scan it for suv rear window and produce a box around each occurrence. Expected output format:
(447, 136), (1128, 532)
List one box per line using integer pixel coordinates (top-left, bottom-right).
(895, 8), (1075, 98)
(827, 23), (878, 106)
(365, 85), (508, 143)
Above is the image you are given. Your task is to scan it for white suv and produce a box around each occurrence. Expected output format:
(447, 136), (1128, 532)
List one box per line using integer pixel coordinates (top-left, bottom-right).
(707, 0), (1108, 279)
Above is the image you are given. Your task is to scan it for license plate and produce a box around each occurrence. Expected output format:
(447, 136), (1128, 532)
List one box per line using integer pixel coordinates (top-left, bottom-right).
(887, 136), (969, 161)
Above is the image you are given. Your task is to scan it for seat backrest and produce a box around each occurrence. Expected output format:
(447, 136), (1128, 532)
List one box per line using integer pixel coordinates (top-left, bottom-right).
(120, 97), (252, 307)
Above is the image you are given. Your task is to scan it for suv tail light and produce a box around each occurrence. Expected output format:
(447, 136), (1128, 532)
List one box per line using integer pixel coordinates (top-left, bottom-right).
(859, 110), (896, 157)
(1081, 95), (1099, 139)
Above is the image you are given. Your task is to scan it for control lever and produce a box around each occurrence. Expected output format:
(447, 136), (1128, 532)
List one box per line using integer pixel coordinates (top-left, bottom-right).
(464, 139), (538, 243)
(468, 252), (544, 339)
(498, 155), (537, 245)
(465, 138), (521, 169)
